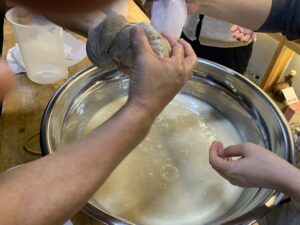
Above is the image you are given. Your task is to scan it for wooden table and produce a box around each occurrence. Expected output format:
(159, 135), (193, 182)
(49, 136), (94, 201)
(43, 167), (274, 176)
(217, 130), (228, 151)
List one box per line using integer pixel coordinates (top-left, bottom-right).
(0, 2), (148, 224)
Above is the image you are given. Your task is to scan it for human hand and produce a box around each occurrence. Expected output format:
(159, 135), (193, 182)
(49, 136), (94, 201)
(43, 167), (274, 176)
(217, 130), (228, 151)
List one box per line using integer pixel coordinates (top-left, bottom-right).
(231, 25), (257, 42)
(0, 61), (15, 101)
(126, 26), (198, 120)
(209, 141), (296, 191)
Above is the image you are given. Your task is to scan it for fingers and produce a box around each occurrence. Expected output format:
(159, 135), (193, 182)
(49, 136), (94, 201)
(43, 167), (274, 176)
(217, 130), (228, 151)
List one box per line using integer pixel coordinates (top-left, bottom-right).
(178, 38), (198, 67)
(170, 41), (184, 60)
(178, 38), (196, 58)
(223, 144), (249, 158)
(241, 34), (251, 42)
(0, 61), (15, 99)
(239, 27), (253, 35)
(232, 30), (241, 39)
(131, 26), (153, 58)
(231, 25), (238, 32)
(162, 33), (177, 47)
(163, 36), (197, 65)
(161, 35), (197, 80)
(178, 39), (198, 78)
(232, 26), (257, 42)
(162, 34), (184, 61)
(237, 32), (246, 40)
(209, 141), (229, 172)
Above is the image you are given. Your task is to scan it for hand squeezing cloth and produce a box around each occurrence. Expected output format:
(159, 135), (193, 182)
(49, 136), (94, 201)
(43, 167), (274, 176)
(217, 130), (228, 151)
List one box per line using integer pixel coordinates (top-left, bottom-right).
(86, 13), (171, 70)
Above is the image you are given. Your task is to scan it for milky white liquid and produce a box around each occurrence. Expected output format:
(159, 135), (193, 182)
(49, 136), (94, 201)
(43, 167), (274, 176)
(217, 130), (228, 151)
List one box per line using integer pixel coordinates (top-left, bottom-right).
(85, 94), (243, 225)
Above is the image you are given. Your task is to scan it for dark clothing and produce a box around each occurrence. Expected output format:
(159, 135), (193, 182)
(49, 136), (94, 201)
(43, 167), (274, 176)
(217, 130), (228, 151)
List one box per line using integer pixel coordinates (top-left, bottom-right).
(182, 33), (253, 74)
(260, 0), (300, 40)
(182, 15), (253, 74)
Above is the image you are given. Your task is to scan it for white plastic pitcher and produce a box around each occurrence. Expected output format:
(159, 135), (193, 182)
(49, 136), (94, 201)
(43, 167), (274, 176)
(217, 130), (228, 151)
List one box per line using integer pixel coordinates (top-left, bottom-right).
(6, 7), (68, 84)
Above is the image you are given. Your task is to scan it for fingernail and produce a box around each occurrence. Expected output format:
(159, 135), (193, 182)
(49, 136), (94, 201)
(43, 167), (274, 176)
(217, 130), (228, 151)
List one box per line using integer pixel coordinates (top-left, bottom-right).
(215, 141), (222, 148)
(214, 141), (224, 155)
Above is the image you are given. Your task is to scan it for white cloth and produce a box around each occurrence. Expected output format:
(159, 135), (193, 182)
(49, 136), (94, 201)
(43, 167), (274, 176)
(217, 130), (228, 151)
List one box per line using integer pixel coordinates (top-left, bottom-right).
(64, 220), (74, 225)
(6, 31), (87, 74)
(151, 0), (187, 40)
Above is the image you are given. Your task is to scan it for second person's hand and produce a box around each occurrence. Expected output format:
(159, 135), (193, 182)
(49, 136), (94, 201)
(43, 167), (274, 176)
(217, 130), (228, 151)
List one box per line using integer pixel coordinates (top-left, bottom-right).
(209, 141), (299, 193)
(231, 25), (257, 42)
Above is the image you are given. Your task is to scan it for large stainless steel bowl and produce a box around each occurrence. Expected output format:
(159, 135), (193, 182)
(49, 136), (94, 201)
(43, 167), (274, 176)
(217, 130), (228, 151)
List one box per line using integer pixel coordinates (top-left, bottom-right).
(40, 59), (295, 225)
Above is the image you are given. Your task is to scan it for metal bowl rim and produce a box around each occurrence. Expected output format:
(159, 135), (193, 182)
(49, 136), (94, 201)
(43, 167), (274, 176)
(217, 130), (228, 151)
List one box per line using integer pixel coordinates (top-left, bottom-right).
(39, 58), (294, 224)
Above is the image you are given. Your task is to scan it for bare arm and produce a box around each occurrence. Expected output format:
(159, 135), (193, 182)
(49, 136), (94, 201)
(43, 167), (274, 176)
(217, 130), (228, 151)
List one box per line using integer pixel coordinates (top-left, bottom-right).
(5, 0), (106, 37)
(0, 27), (197, 225)
(44, 11), (106, 37)
(0, 102), (152, 225)
(187, 0), (272, 30)
(0, 61), (15, 101)
(188, 0), (300, 40)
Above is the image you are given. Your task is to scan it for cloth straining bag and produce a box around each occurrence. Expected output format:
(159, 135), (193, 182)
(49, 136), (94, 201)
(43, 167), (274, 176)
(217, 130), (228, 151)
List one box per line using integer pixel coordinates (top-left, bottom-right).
(151, 0), (187, 40)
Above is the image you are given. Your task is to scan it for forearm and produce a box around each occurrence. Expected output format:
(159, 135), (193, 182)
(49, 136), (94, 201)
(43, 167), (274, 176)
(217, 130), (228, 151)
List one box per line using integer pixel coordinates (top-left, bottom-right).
(0, 103), (153, 225)
(279, 165), (300, 203)
(45, 11), (107, 37)
(195, 0), (272, 30)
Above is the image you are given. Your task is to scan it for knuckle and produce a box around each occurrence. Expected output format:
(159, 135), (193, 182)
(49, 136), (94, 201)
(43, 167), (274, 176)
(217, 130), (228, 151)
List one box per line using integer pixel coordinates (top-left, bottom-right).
(177, 64), (185, 74)
(185, 41), (192, 48)
(178, 42), (184, 50)
(172, 57), (179, 65)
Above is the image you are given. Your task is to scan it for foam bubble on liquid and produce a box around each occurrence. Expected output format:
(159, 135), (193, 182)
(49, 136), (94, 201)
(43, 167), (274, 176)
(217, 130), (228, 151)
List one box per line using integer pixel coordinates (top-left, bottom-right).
(85, 94), (243, 225)
(161, 164), (179, 182)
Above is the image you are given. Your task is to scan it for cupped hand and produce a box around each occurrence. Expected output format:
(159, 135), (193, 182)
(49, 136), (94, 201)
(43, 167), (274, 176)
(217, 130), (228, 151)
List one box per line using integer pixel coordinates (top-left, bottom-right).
(0, 61), (15, 101)
(209, 141), (296, 191)
(127, 26), (198, 120)
(231, 25), (257, 42)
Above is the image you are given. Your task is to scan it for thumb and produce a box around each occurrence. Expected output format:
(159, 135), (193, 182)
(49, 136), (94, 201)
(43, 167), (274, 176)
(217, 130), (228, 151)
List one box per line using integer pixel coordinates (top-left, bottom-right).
(131, 26), (153, 58)
(209, 141), (228, 172)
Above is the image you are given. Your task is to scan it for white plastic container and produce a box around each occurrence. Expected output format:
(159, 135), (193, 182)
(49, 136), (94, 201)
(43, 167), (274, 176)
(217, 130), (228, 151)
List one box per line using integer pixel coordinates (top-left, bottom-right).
(6, 7), (68, 84)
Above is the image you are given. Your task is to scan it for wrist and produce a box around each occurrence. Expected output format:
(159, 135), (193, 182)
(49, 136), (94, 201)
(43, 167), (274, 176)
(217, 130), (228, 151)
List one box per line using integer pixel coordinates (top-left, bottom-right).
(123, 100), (157, 128)
(284, 167), (300, 201)
(277, 164), (300, 199)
